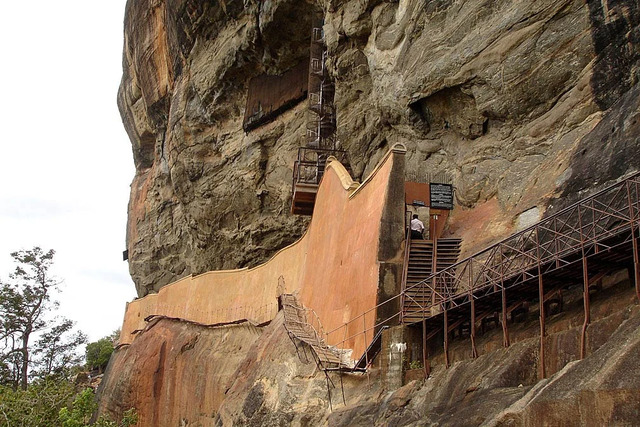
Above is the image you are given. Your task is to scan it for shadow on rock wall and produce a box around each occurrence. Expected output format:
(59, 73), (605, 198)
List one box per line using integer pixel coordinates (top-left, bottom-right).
(554, 84), (640, 211)
(548, 1), (640, 211)
(588, 0), (640, 110)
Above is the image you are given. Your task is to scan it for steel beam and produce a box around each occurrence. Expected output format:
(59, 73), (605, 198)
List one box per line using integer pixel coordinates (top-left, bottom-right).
(501, 285), (510, 347)
(536, 227), (546, 379)
(577, 202), (591, 360)
(627, 181), (640, 303)
(422, 319), (430, 378)
(470, 294), (478, 358)
(444, 305), (449, 368)
(580, 256), (590, 359)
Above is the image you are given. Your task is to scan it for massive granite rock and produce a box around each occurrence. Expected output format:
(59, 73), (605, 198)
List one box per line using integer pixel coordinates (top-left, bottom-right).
(98, 277), (640, 425)
(119, 0), (640, 296)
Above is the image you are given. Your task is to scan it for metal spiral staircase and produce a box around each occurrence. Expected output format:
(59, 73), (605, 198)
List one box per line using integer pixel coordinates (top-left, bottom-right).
(291, 19), (349, 216)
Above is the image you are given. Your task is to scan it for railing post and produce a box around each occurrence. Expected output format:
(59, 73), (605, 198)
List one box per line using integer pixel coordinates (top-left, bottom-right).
(341, 323), (348, 370)
(363, 314), (369, 369)
(422, 253), (429, 378)
(627, 180), (640, 303)
(400, 226), (412, 323)
(554, 217), (560, 269)
(578, 204), (590, 360)
(592, 199), (598, 254)
(431, 239), (438, 307)
(470, 260), (477, 358)
(535, 227), (546, 379)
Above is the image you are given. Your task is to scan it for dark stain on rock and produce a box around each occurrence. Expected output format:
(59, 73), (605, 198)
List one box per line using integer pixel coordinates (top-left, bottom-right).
(180, 334), (199, 353)
(242, 383), (265, 419)
(410, 85), (487, 139)
(152, 341), (167, 426)
(554, 84), (640, 210)
(587, 0), (640, 111)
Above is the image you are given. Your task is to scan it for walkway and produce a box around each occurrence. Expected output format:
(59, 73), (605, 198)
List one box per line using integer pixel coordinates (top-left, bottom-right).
(326, 172), (640, 376)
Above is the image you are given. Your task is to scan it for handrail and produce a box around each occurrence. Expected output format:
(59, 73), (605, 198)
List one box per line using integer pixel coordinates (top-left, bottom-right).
(417, 171), (640, 286)
(281, 296), (347, 368)
(399, 224), (412, 323)
(403, 171), (640, 298)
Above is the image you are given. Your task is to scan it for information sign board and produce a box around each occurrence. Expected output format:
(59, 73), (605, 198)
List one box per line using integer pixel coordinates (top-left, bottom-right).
(430, 183), (454, 210)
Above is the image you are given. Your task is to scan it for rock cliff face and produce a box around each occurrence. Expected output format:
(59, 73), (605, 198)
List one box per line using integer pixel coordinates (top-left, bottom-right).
(109, 0), (640, 423)
(99, 278), (640, 425)
(120, 0), (639, 296)
(98, 320), (262, 425)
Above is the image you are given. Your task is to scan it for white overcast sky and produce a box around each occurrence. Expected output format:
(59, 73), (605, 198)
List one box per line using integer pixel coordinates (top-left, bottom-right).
(0, 1), (136, 341)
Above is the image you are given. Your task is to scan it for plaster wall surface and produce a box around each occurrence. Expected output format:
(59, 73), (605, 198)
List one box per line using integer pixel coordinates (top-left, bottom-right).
(119, 146), (406, 358)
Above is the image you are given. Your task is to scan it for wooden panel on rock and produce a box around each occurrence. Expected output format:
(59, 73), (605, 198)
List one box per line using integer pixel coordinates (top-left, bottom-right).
(243, 61), (308, 132)
(405, 182), (430, 206)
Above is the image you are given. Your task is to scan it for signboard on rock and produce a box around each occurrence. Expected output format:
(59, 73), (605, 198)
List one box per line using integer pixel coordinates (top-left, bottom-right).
(430, 183), (454, 210)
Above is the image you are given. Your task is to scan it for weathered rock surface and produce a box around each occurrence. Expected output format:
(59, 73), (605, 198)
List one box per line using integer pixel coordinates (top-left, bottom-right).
(108, 0), (640, 423)
(98, 279), (640, 425)
(96, 319), (261, 426)
(121, 0), (320, 296)
(120, 0), (640, 296)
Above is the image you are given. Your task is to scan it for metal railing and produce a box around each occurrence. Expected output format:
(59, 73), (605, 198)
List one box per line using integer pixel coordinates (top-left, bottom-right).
(292, 147), (349, 187)
(399, 225), (412, 323)
(408, 171), (640, 315)
(323, 171), (640, 366)
(142, 173), (638, 371)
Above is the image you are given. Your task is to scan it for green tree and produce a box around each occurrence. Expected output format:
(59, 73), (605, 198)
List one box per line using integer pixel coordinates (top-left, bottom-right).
(85, 330), (118, 374)
(0, 383), (138, 427)
(33, 319), (87, 380)
(59, 388), (137, 427)
(0, 247), (86, 389)
(58, 388), (95, 427)
(107, 329), (120, 345)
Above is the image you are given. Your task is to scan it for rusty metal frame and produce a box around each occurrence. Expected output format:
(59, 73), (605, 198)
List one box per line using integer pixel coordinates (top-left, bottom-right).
(292, 147), (349, 187)
(322, 172), (640, 372)
(291, 19), (346, 216)
(409, 173), (640, 314)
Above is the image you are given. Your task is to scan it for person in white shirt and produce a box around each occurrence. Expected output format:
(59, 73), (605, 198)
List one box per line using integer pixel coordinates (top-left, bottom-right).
(410, 214), (424, 239)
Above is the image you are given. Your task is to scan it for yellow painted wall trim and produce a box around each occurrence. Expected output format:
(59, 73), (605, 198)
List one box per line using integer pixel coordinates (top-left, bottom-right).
(349, 143), (406, 199)
(324, 156), (359, 192)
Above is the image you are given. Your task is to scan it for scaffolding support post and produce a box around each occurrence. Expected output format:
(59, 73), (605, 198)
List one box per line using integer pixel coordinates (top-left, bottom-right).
(470, 290), (478, 358)
(578, 204), (591, 360)
(500, 246), (510, 347)
(627, 181), (640, 303)
(535, 227), (546, 379)
(444, 305), (449, 368)
(422, 319), (430, 378)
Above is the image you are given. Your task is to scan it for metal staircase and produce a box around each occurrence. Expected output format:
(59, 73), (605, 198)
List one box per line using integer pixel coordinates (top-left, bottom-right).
(281, 294), (344, 367)
(291, 16), (349, 216)
(402, 238), (462, 323)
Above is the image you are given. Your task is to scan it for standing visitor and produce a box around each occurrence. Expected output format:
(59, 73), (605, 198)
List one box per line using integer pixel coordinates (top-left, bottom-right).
(410, 214), (424, 239)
